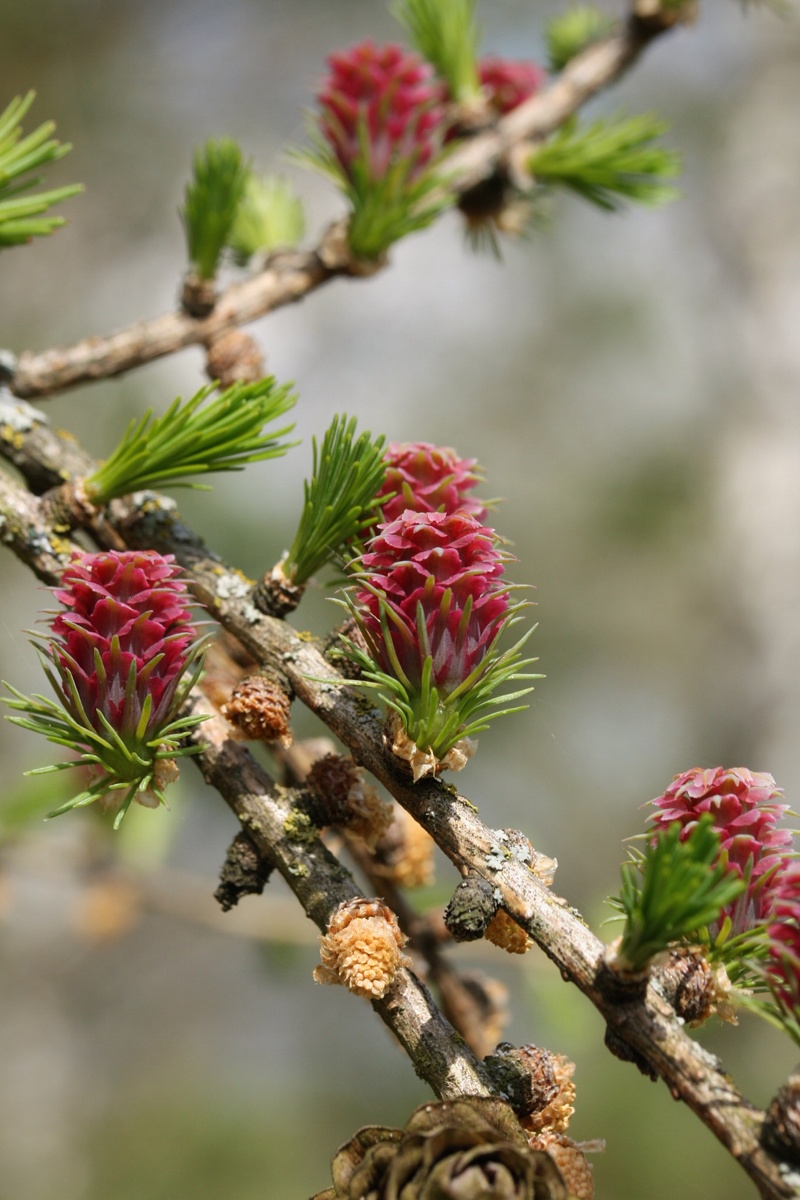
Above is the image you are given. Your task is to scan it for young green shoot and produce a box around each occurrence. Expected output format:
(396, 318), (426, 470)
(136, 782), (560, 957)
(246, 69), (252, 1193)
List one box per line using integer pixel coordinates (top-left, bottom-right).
(84, 378), (297, 505)
(529, 113), (680, 211)
(280, 415), (387, 586)
(393, 0), (481, 101)
(545, 7), (616, 73)
(0, 92), (82, 248)
(613, 816), (746, 975)
(181, 138), (249, 279)
(227, 173), (306, 266)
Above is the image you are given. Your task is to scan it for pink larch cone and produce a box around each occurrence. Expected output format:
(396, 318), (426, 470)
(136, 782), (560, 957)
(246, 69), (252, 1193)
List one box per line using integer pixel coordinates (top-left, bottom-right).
(378, 441), (487, 524)
(650, 767), (792, 935)
(318, 40), (445, 183)
(356, 510), (509, 695)
(52, 550), (200, 743)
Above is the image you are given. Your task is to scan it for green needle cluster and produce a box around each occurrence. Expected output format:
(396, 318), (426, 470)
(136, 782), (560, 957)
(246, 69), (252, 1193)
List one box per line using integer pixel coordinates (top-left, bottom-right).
(281, 415), (387, 586)
(545, 7), (616, 73)
(614, 816), (746, 974)
(181, 138), (249, 279)
(394, 0), (481, 101)
(529, 113), (680, 211)
(227, 173), (306, 266)
(84, 377), (297, 505)
(342, 609), (539, 761)
(0, 92), (82, 248)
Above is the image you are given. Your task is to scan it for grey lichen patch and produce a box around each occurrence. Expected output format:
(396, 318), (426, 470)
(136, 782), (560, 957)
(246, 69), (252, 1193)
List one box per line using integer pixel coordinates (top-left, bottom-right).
(28, 529), (55, 557)
(241, 601), (263, 625)
(485, 846), (507, 872)
(0, 389), (48, 432)
(216, 570), (254, 600)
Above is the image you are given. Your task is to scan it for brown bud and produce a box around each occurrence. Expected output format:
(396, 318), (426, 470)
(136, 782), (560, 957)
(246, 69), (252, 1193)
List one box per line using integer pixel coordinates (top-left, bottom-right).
(251, 562), (305, 618)
(222, 674), (293, 747)
(521, 1054), (576, 1136)
(205, 329), (265, 387)
(181, 271), (216, 317)
(484, 1044), (559, 1120)
(314, 897), (411, 1000)
(444, 874), (500, 942)
(485, 908), (534, 955)
(306, 754), (394, 850)
(762, 1072), (800, 1168)
(663, 946), (713, 1024)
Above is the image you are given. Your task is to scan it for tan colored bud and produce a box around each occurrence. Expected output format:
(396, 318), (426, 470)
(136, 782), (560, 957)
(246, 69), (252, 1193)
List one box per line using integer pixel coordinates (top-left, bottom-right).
(374, 806), (436, 889)
(485, 908), (533, 955)
(528, 1133), (596, 1200)
(314, 897), (411, 999)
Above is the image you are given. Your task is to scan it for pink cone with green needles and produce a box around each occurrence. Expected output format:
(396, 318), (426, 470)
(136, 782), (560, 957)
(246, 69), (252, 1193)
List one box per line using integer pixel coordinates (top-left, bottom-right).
(378, 441), (487, 524)
(319, 41), (443, 182)
(3, 550), (208, 828)
(308, 40), (449, 259)
(649, 766), (792, 937)
(345, 510), (538, 777)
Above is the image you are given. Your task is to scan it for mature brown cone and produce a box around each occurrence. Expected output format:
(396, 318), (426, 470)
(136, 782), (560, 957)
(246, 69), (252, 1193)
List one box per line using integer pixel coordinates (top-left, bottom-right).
(312, 1097), (567, 1200)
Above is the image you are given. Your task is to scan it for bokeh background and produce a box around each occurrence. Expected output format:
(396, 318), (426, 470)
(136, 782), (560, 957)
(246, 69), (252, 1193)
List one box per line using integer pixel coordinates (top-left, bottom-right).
(2, 1), (800, 1197)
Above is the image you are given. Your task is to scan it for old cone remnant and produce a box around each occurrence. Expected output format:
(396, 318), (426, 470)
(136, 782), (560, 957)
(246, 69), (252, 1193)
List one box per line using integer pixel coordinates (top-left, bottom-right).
(312, 1097), (568, 1200)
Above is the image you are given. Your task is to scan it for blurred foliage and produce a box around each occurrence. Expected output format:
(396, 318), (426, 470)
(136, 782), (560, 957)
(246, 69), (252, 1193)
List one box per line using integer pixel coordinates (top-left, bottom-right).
(0, 90), (82, 247)
(545, 6), (616, 72)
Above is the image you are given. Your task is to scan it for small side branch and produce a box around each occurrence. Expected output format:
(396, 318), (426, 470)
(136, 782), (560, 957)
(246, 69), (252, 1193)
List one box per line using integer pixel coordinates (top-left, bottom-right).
(185, 691), (495, 1101)
(7, 9), (681, 402)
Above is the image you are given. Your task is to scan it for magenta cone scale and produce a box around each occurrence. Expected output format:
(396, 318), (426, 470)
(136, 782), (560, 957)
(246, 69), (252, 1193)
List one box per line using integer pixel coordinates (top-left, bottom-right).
(52, 551), (199, 741)
(767, 864), (800, 1012)
(378, 442), (487, 525)
(478, 57), (546, 116)
(650, 767), (792, 934)
(766, 862), (800, 1014)
(357, 511), (509, 695)
(4, 550), (208, 826)
(318, 41), (445, 184)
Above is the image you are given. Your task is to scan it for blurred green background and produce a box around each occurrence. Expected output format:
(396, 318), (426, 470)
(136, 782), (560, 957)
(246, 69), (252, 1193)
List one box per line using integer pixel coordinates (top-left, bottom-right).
(2, 1), (800, 1197)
